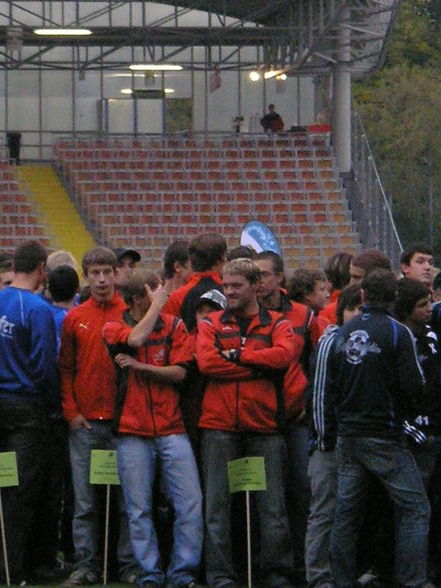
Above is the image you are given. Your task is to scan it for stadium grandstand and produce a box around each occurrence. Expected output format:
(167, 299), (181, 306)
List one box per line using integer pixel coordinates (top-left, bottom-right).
(0, 0), (402, 269)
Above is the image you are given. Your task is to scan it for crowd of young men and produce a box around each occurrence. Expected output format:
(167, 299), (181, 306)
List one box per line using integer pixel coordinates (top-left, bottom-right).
(0, 236), (440, 588)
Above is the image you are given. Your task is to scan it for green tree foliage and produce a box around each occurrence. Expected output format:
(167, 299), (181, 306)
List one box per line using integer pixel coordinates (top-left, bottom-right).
(354, 0), (441, 256)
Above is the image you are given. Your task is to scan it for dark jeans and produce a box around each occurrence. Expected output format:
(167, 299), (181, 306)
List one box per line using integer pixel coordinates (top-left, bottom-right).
(286, 422), (310, 580)
(0, 398), (50, 583)
(28, 418), (70, 571)
(201, 429), (293, 588)
(331, 436), (430, 588)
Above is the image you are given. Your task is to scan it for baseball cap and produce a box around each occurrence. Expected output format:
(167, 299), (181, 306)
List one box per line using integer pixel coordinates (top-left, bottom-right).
(113, 248), (141, 263)
(195, 289), (227, 311)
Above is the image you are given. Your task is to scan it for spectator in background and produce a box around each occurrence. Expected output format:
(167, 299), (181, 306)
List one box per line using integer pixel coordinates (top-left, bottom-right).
(29, 264), (80, 582)
(400, 243), (433, 288)
(255, 251), (315, 584)
(0, 255), (14, 290)
(0, 240), (58, 585)
(261, 104), (284, 133)
(226, 244), (257, 261)
(432, 271), (441, 303)
(288, 268), (330, 336)
(113, 247), (141, 289)
(163, 233), (226, 333)
(163, 240), (192, 294)
(47, 250), (80, 273)
(319, 252), (352, 325)
(60, 247), (137, 586)
(348, 249), (392, 286)
(305, 284), (362, 588)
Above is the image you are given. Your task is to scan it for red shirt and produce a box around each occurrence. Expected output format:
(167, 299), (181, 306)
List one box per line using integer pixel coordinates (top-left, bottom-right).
(319, 290), (341, 325)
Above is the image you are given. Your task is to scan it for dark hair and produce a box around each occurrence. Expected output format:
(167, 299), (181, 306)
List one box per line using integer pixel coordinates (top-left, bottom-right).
(323, 252), (352, 290)
(433, 271), (441, 291)
(336, 284), (362, 326)
(163, 240), (190, 279)
(255, 250), (284, 274)
(0, 258), (13, 273)
(120, 269), (160, 306)
(189, 233), (227, 272)
(226, 245), (257, 261)
(352, 249), (391, 276)
(13, 240), (47, 273)
(287, 268), (326, 303)
(78, 285), (90, 304)
(82, 246), (117, 276)
(395, 278), (431, 321)
(48, 265), (80, 303)
(400, 243), (433, 266)
(361, 269), (397, 308)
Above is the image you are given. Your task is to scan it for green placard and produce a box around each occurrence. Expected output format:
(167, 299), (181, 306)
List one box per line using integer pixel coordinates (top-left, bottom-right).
(0, 451), (19, 488)
(227, 456), (266, 493)
(89, 450), (120, 485)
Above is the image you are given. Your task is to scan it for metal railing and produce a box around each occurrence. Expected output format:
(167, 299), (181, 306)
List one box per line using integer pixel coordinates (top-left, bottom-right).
(350, 108), (402, 266)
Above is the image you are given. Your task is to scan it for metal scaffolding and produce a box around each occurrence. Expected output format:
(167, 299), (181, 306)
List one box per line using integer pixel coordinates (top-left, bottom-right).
(0, 0), (401, 75)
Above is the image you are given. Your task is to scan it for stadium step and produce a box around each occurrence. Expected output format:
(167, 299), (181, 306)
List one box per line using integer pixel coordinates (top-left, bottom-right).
(18, 164), (95, 264)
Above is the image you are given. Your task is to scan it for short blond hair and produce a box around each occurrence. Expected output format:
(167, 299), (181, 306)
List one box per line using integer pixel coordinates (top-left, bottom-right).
(223, 258), (261, 284)
(47, 250), (79, 273)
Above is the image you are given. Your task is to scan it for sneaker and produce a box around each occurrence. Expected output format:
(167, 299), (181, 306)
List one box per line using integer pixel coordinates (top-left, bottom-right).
(119, 569), (139, 584)
(63, 568), (99, 586)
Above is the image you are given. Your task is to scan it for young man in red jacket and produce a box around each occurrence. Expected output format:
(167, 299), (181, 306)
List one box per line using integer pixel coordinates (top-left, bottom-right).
(103, 269), (203, 588)
(59, 247), (137, 586)
(255, 251), (317, 583)
(197, 258), (295, 588)
(163, 232), (226, 332)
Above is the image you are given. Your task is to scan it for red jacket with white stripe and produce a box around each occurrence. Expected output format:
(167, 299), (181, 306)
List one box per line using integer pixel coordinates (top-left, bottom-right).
(103, 313), (193, 437)
(197, 306), (295, 432)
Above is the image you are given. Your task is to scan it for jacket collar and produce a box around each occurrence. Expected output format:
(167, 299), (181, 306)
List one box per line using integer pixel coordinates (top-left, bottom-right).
(123, 308), (165, 331)
(277, 289), (293, 312)
(88, 291), (125, 309)
(219, 304), (273, 327)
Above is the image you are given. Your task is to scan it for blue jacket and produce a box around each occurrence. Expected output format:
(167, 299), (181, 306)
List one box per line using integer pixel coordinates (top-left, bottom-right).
(0, 286), (58, 406)
(321, 307), (424, 439)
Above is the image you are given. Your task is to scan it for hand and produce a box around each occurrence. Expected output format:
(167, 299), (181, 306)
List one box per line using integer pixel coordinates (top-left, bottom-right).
(69, 414), (92, 430)
(221, 349), (239, 362)
(146, 283), (169, 309)
(115, 353), (139, 369)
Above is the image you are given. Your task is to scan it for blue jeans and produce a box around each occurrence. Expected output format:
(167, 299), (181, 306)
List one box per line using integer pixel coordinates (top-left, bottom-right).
(305, 450), (337, 588)
(69, 421), (135, 574)
(201, 429), (293, 588)
(331, 436), (430, 588)
(117, 433), (203, 587)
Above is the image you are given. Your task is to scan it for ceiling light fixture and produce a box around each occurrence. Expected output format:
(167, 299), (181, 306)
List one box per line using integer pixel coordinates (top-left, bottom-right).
(33, 28), (92, 36)
(129, 64), (183, 71)
(249, 71), (261, 81)
(264, 69), (285, 79)
(164, 88), (175, 94)
(120, 88), (133, 94)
